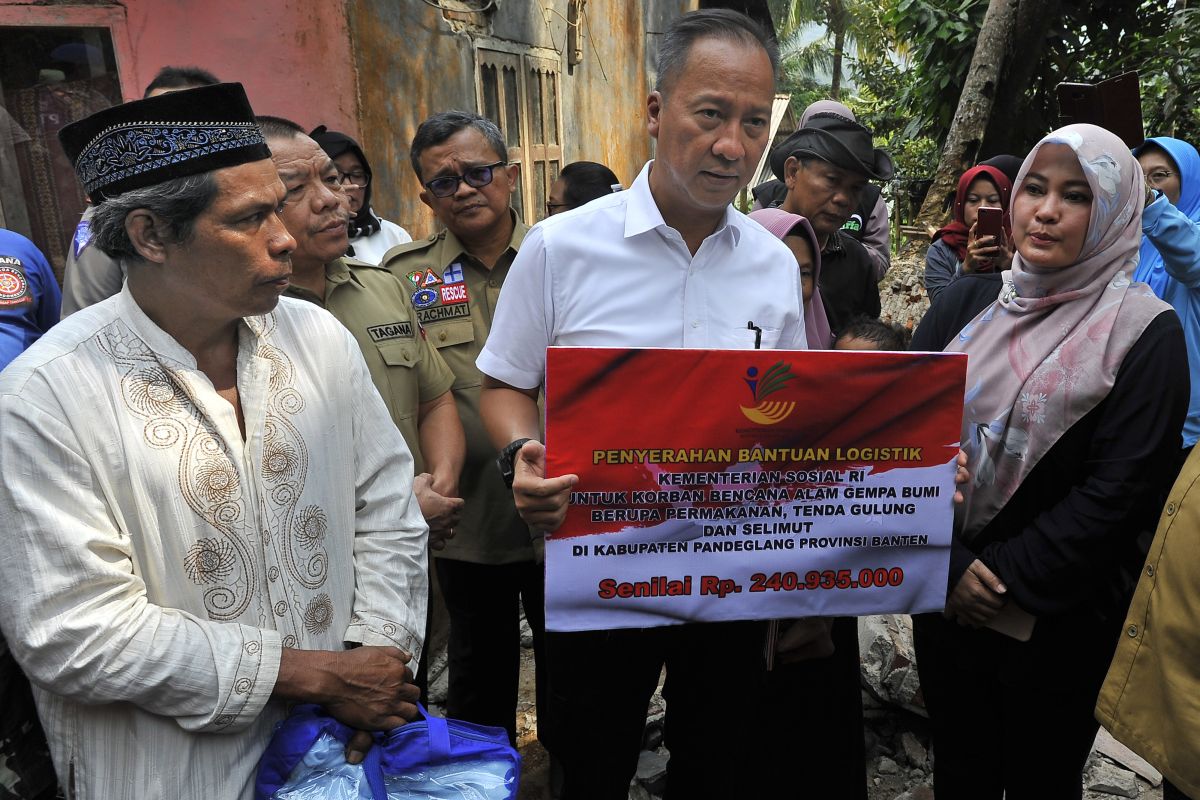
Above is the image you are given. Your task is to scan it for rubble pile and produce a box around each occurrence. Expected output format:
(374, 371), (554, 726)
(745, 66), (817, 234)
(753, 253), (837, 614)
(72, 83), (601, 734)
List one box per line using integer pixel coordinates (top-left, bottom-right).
(879, 245), (931, 333)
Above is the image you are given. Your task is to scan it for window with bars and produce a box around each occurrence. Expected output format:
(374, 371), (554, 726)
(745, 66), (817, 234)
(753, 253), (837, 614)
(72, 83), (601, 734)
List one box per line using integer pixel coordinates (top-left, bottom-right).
(477, 47), (562, 224)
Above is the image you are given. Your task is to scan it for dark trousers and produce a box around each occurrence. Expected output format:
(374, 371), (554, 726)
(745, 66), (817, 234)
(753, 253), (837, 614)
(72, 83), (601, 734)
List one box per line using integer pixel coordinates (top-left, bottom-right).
(761, 617), (867, 799)
(435, 557), (546, 746)
(545, 620), (769, 800)
(1166, 781), (1194, 800)
(913, 611), (1120, 800)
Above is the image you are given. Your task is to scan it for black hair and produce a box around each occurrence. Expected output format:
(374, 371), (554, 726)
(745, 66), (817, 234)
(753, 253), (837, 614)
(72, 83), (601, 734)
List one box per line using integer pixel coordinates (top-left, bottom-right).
(409, 111), (507, 181)
(142, 66), (219, 98)
(655, 9), (779, 95)
(558, 161), (621, 210)
(835, 316), (911, 351)
(255, 115), (306, 140)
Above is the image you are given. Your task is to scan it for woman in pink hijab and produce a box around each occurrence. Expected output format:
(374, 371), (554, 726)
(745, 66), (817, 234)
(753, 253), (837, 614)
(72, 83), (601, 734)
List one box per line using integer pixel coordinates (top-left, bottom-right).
(910, 125), (1188, 798)
(747, 208), (833, 349)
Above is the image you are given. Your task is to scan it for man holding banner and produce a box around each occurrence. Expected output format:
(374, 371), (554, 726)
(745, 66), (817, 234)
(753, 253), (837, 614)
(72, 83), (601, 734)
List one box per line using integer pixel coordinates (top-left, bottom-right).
(477, 10), (805, 798)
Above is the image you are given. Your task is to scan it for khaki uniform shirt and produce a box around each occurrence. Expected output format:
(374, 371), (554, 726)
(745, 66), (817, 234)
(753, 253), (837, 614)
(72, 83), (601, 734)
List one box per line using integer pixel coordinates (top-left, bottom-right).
(286, 258), (455, 474)
(382, 215), (536, 564)
(1097, 447), (1200, 797)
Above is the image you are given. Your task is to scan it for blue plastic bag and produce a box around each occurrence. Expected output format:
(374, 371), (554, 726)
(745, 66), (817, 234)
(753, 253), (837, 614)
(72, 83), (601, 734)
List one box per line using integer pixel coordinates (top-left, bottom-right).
(256, 704), (519, 800)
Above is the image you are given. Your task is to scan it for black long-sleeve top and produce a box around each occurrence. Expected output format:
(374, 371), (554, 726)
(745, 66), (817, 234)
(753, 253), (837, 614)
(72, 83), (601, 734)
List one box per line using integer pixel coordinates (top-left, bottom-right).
(912, 275), (1188, 621)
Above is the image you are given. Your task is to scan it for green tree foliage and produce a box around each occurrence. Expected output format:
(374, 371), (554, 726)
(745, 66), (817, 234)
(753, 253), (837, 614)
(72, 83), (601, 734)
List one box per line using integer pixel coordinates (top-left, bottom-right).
(882, 0), (1198, 156)
(882, 0), (986, 142)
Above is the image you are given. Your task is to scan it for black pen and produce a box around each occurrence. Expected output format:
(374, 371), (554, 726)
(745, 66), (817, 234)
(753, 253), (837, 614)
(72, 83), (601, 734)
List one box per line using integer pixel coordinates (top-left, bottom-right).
(747, 321), (762, 350)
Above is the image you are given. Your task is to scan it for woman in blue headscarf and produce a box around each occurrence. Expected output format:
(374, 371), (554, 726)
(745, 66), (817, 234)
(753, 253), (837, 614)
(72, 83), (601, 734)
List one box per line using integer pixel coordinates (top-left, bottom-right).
(1135, 136), (1200, 462)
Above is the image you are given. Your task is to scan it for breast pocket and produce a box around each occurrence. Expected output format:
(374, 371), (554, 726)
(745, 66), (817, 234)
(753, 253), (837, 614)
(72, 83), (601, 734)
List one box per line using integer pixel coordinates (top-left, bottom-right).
(376, 340), (420, 421)
(426, 321), (480, 389)
(712, 324), (783, 350)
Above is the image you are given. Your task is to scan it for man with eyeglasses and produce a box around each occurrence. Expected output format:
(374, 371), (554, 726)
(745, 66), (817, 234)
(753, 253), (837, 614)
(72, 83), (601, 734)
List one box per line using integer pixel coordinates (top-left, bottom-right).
(381, 110), (542, 750)
(311, 127), (413, 264)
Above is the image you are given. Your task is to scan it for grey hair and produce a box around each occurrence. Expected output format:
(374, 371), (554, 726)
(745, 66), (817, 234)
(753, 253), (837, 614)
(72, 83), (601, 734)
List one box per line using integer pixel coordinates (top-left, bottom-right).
(409, 110), (507, 181)
(654, 9), (779, 95)
(89, 171), (219, 261)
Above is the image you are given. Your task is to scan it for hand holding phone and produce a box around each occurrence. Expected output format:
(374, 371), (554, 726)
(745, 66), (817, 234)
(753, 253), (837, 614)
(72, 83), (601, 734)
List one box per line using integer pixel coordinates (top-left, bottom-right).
(965, 207), (1008, 274)
(976, 206), (1004, 241)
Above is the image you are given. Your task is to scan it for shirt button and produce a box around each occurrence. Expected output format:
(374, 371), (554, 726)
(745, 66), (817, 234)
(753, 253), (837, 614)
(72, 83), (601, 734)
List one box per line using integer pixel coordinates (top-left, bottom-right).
(1166, 502), (1177, 515)
(1126, 624), (1138, 638)
(439, 331), (448, 342)
(1146, 564), (1155, 577)
(403, 350), (410, 360)
(488, 279), (498, 288)
(691, 321), (700, 328)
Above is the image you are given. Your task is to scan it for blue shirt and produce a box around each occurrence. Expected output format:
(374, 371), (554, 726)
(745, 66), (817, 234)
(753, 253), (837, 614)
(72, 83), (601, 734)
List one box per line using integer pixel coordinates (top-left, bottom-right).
(1139, 195), (1200, 447)
(0, 229), (61, 372)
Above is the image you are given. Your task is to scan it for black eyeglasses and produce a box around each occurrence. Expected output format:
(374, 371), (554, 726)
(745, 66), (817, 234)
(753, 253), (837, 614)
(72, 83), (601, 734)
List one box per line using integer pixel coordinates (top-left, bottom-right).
(338, 170), (369, 187)
(424, 161), (507, 198)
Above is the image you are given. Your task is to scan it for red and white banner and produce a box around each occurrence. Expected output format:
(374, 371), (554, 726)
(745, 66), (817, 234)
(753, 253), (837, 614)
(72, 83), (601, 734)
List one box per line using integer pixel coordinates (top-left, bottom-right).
(543, 347), (967, 632)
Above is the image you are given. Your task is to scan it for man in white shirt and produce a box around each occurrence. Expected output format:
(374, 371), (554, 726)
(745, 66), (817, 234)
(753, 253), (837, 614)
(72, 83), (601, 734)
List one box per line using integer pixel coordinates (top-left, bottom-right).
(0, 83), (428, 799)
(476, 10), (804, 798)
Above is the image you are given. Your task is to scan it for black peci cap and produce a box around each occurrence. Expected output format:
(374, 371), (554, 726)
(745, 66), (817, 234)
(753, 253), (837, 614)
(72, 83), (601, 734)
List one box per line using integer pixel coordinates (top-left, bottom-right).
(59, 82), (271, 202)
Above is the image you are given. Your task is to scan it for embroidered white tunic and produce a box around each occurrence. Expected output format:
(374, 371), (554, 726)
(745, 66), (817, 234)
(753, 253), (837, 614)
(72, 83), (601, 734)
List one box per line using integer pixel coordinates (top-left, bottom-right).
(0, 288), (428, 799)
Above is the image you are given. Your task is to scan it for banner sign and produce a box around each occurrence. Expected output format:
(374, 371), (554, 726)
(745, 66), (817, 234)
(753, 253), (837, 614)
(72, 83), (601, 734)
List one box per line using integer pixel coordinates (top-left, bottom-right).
(543, 347), (967, 632)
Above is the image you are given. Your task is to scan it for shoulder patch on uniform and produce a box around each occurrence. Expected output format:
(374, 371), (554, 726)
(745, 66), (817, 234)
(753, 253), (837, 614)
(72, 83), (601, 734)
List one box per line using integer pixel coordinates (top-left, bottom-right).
(0, 258), (31, 307)
(73, 219), (93, 258)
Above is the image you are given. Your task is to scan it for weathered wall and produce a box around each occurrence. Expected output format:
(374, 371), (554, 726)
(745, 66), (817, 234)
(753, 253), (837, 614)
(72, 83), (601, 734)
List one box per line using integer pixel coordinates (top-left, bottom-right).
(349, 0), (696, 240)
(0, 0), (360, 135)
(559, 1), (690, 189)
(346, 0), (477, 238)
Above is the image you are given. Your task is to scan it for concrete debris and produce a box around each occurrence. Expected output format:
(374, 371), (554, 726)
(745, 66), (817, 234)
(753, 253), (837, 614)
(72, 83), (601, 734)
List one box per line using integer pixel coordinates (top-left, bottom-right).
(1094, 727), (1163, 787)
(635, 750), (669, 795)
(1086, 759), (1141, 798)
(859, 614), (926, 715)
(519, 607), (534, 649)
(879, 251), (930, 333)
(877, 756), (901, 775)
(900, 732), (928, 769)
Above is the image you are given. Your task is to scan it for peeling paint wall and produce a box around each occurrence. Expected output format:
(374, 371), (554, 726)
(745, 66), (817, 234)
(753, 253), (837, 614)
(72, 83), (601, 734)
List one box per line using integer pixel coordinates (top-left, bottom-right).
(348, 0), (696, 240)
(0, 0), (704, 243)
(0, 0), (360, 134)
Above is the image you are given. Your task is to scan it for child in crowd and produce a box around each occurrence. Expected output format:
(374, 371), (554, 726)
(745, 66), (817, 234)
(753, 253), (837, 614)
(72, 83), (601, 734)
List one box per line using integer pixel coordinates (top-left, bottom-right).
(835, 316), (911, 351)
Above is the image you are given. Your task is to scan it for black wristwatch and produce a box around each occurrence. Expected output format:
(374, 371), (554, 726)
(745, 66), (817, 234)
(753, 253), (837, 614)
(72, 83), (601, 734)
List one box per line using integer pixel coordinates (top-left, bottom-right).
(497, 438), (534, 489)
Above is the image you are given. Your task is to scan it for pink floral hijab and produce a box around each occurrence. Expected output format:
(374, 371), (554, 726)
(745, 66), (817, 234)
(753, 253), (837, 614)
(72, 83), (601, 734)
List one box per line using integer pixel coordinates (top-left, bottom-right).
(947, 124), (1171, 541)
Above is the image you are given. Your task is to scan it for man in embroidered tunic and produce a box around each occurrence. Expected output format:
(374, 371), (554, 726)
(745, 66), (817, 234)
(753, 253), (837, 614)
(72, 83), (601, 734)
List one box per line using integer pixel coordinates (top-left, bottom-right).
(0, 84), (428, 800)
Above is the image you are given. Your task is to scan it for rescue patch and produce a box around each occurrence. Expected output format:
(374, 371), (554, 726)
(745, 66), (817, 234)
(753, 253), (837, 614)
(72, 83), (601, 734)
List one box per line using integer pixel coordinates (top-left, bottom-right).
(442, 262), (465, 284)
(417, 304), (471, 324)
(367, 321), (414, 342)
(0, 262), (30, 307)
(439, 283), (468, 305)
(73, 219), (93, 258)
(412, 288), (439, 309)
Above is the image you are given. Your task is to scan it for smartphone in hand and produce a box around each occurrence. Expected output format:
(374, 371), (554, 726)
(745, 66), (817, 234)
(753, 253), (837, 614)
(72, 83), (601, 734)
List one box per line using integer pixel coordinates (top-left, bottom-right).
(976, 206), (1004, 242)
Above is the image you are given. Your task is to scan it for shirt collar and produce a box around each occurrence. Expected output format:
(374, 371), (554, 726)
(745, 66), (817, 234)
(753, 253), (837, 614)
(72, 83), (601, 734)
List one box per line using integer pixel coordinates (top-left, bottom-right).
(822, 230), (845, 256)
(116, 282), (266, 370)
(441, 208), (528, 265)
(283, 259), (362, 307)
(623, 160), (742, 246)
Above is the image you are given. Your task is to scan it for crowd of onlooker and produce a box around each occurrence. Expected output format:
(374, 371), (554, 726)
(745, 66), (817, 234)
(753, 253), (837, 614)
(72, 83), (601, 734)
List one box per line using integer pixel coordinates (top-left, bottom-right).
(1, 8), (1199, 800)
